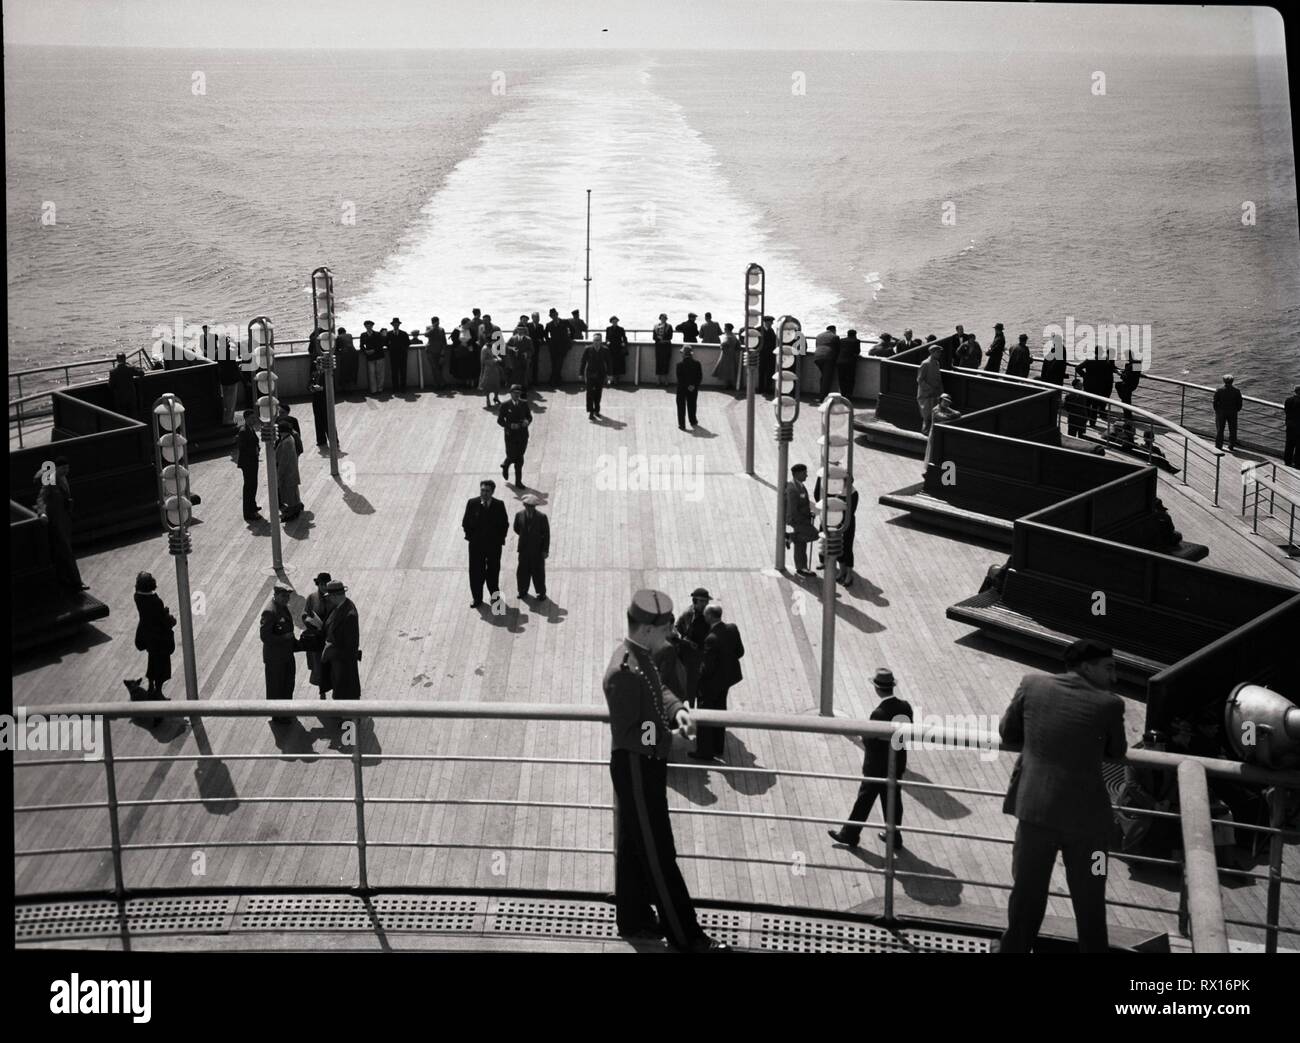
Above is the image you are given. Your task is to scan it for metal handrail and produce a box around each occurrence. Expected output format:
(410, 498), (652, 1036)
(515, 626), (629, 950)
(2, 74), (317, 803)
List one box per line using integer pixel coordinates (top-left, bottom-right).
(13, 701), (1298, 951)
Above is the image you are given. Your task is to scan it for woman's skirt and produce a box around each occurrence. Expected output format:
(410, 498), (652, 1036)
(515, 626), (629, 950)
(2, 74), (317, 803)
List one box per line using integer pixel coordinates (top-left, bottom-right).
(146, 646), (172, 683)
(654, 342), (672, 376)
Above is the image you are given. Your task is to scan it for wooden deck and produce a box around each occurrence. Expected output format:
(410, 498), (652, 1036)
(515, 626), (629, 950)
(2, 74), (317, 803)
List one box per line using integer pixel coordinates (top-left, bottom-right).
(12, 384), (1299, 947)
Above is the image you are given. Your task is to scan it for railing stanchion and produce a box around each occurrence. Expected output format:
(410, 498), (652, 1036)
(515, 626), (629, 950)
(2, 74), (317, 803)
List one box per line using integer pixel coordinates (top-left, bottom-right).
(1213, 453), (1221, 507)
(1270, 463), (1277, 515)
(1265, 787), (1285, 954)
(1253, 476), (1260, 534)
(100, 718), (126, 899)
(351, 717), (370, 891)
(883, 741), (900, 923)
(1179, 384), (1185, 427)
(1181, 437), (1188, 485)
(1176, 760), (1229, 952)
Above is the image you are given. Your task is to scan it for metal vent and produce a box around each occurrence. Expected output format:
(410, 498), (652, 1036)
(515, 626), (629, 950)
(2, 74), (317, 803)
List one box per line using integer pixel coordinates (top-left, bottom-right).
(489, 899), (617, 938)
(239, 894), (372, 931)
(14, 896), (234, 940)
(901, 929), (992, 954)
(759, 914), (907, 953)
(697, 909), (748, 948)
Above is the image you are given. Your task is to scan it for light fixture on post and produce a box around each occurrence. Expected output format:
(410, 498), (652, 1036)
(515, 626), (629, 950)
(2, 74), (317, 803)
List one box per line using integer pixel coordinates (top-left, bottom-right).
(151, 393), (200, 700)
(774, 314), (802, 570)
(743, 263), (765, 476)
(249, 316), (283, 571)
(311, 266), (340, 478)
(817, 393), (854, 717)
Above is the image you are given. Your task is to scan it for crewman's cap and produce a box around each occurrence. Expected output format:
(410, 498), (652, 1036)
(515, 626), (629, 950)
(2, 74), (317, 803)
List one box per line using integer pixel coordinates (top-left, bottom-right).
(521, 493), (541, 506)
(872, 668), (896, 691)
(629, 589), (673, 625)
(688, 312), (697, 318)
(510, 384), (522, 392)
(690, 587), (711, 600)
(324, 580), (347, 594)
(363, 320), (374, 327)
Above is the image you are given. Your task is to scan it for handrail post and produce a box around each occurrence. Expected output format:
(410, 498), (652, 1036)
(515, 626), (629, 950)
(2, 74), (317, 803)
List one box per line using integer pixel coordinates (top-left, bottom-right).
(882, 741), (900, 923)
(1265, 787), (1285, 954)
(1179, 383), (1185, 427)
(1176, 760), (1228, 953)
(1289, 503), (1295, 557)
(1252, 476), (1260, 534)
(1213, 453), (1220, 507)
(1270, 463), (1277, 515)
(100, 717), (126, 899)
(1181, 436), (1188, 485)
(350, 716), (369, 891)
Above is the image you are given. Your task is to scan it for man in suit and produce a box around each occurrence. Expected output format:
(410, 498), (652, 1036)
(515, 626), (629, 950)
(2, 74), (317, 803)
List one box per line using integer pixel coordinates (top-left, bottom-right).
(498, 385), (533, 487)
(813, 324), (840, 399)
(513, 493), (550, 601)
(828, 668), (913, 849)
(785, 463), (818, 577)
(35, 456), (88, 592)
(236, 409), (261, 521)
(1077, 349), (1117, 425)
(579, 334), (611, 418)
(546, 307), (572, 387)
(386, 317), (411, 392)
(108, 352), (144, 418)
(528, 311), (546, 385)
(998, 639), (1126, 953)
(1213, 373), (1244, 451)
(605, 316), (629, 385)
(985, 323), (1006, 372)
(462, 479), (509, 608)
(423, 317), (447, 390)
(300, 571), (333, 696)
(837, 330), (862, 399)
(699, 312), (722, 344)
(321, 580), (361, 700)
(1284, 384), (1299, 466)
(1005, 334), (1033, 378)
(675, 345), (702, 430)
(916, 343), (944, 435)
(692, 601), (745, 762)
(603, 589), (728, 952)
(261, 585), (297, 723)
(675, 312), (700, 344)
(672, 587), (712, 709)
(759, 315), (777, 396)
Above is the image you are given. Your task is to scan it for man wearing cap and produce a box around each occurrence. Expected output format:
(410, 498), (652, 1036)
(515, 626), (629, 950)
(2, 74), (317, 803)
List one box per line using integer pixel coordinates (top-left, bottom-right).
(579, 333), (611, 418)
(108, 352), (144, 419)
(1213, 373), (1243, 451)
(916, 343), (944, 436)
(813, 324), (841, 399)
(513, 494), (550, 601)
(527, 311), (546, 385)
(694, 600), (745, 761)
(785, 464), (818, 576)
(497, 386), (533, 487)
(984, 323), (1006, 373)
(568, 308), (588, 342)
(423, 317), (447, 391)
(828, 668), (914, 850)
(837, 330), (862, 398)
(386, 318), (411, 392)
(321, 580), (362, 700)
(1005, 333), (1032, 378)
(672, 588), (712, 708)
(652, 313), (674, 387)
(1040, 334), (1068, 387)
(699, 312), (721, 344)
(462, 479), (509, 608)
(675, 345), (702, 430)
(236, 409), (261, 521)
(545, 308), (572, 388)
(675, 312), (699, 344)
(261, 585), (298, 722)
(868, 332), (896, 358)
(1077, 347), (1116, 426)
(603, 589), (728, 952)
(300, 571), (333, 696)
(998, 639), (1125, 953)
(759, 316), (777, 395)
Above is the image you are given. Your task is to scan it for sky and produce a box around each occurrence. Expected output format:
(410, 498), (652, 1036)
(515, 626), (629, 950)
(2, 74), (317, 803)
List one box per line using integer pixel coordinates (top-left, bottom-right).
(0, 0), (1289, 54)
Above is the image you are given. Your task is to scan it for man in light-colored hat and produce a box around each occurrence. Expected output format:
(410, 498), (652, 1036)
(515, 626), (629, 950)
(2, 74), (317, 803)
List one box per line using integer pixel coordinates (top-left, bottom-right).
(828, 667), (914, 850)
(602, 590), (728, 952)
(916, 342), (944, 434)
(513, 492), (550, 602)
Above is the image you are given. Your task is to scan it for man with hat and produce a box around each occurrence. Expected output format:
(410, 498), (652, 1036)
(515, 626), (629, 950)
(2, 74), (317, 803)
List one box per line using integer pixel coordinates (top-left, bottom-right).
(497, 385), (533, 487)
(694, 600), (745, 761)
(998, 639), (1125, 953)
(675, 312), (699, 344)
(462, 479), (509, 608)
(513, 493), (550, 601)
(985, 323), (1006, 373)
(108, 351), (144, 418)
(321, 580), (362, 700)
(568, 308), (588, 342)
(759, 315), (777, 396)
(828, 667), (913, 850)
(605, 316), (628, 384)
(868, 332), (896, 358)
(675, 344), (702, 430)
(261, 585), (298, 722)
(1213, 373), (1243, 451)
(423, 317), (447, 391)
(1005, 333), (1033, 378)
(916, 342), (944, 435)
(236, 409), (261, 521)
(672, 587), (713, 709)
(545, 307), (573, 388)
(527, 311), (546, 385)
(652, 312), (674, 387)
(603, 589), (728, 952)
(578, 333), (611, 418)
(300, 571), (334, 696)
(813, 324), (841, 399)
(785, 463), (818, 576)
(387, 317), (411, 392)
(360, 320), (384, 394)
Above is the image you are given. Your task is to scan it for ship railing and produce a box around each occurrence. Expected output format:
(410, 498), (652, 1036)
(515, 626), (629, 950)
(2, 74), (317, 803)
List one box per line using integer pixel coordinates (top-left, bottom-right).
(13, 702), (1299, 952)
(1240, 463), (1300, 558)
(7, 347), (156, 448)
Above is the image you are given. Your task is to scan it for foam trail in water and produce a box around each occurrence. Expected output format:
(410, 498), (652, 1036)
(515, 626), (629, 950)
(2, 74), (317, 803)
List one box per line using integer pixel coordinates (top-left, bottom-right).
(340, 58), (848, 333)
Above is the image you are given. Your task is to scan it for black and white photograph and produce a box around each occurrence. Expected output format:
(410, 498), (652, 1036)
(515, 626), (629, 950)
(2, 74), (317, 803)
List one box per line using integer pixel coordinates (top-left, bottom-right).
(4, 0), (1300, 1008)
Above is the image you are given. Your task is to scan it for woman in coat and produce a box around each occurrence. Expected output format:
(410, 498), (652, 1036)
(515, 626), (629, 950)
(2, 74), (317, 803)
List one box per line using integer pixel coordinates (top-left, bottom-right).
(132, 571), (176, 699)
(276, 419), (303, 521)
(605, 317), (628, 384)
(479, 331), (505, 408)
(711, 322), (739, 388)
(652, 312), (674, 386)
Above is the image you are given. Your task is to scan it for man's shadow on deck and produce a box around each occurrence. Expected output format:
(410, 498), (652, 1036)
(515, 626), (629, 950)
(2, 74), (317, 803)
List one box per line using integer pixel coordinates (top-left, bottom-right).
(718, 735), (777, 797)
(333, 475), (375, 515)
(270, 713), (383, 765)
(787, 573), (885, 634)
(843, 844), (964, 908)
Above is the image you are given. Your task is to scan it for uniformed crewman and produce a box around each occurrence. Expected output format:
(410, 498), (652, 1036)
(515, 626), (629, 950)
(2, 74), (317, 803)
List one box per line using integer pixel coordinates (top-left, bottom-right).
(603, 589), (729, 953)
(497, 385), (533, 487)
(261, 585), (297, 723)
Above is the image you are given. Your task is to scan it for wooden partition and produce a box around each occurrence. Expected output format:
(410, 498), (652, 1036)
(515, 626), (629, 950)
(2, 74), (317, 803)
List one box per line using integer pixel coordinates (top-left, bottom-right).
(875, 336), (960, 430)
(955, 387), (1060, 443)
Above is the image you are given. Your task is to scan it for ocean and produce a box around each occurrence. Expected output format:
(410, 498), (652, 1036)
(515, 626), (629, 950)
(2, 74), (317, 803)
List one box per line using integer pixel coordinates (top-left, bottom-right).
(5, 46), (1299, 397)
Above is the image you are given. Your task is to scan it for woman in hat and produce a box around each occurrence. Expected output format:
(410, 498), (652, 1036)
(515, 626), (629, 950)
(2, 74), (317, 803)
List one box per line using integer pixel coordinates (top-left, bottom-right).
(479, 330), (505, 408)
(652, 312), (674, 386)
(131, 571), (175, 701)
(275, 418), (303, 521)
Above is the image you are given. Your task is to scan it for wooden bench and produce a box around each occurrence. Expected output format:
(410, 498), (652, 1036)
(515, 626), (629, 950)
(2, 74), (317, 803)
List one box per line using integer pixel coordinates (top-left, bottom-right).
(879, 483), (1014, 546)
(12, 587), (110, 653)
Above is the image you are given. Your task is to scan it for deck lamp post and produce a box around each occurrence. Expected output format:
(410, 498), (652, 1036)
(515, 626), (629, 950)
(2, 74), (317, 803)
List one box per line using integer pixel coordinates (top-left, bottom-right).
(151, 393), (200, 701)
(311, 266), (340, 477)
(817, 393), (854, 717)
(249, 316), (283, 571)
(743, 263), (765, 475)
(773, 314), (802, 570)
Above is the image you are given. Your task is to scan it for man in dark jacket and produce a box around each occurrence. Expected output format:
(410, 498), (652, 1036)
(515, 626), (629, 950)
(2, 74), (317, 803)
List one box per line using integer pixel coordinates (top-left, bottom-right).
(36, 456), (87, 592)
(528, 311), (546, 385)
(828, 668), (913, 849)
(1213, 373), (1244, 451)
(568, 309), (588, 342)
(546, 308), (572, 387)
(759, 316), (777, 395)
(837, 330), (862, 398)
(1005, 334), (1033, 378)
(998, 639), (1126, 953)
(236, 410), (261, 520)
(813, 325), (840, 399)
(672, 587), (712, 709)
(321, 580), (361, 699)
(462, 479), (509, 608)
(1284, 384), (1299, 466)
(579, 335), (611, 417)
(984, 323), (1006, 372)
(675, 313), (700, 344)
(387, 317), (411, 392)
(675, 345), (703, 430)
(498, 385), (533, 486)
(698, 312), (722, 344)
(605, 316), (628, 384)
(1077, 350), (1116, 425)
(261, 585), (297, 722)
(108, 353), (144, 419)
(692, 601), (745, 761)
(513, 494), (550, 601)
(301, 571), (333, 696)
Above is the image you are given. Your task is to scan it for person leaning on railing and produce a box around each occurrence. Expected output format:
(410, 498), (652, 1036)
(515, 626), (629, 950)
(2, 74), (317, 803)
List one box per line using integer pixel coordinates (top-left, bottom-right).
(1285, 384), (1300, 467)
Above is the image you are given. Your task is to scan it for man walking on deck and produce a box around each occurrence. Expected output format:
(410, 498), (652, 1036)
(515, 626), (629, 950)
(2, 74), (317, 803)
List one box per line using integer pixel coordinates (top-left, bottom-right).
(236, 410), (261, 521)
(579, 335), (610, 417)
(1213, 373), (1243, 451)
(693, 601), (745, 762)
(603, 589), (729, 952)
(828, 668), (913, 850)
(498, 385), (533, 486)
(513, 494), (550, 601)
(462, 479), (509, 609)
(998, 639), (1126, 953)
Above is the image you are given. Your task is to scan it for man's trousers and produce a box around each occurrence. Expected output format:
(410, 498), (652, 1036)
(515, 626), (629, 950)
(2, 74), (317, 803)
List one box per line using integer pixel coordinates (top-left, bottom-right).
(468, 544), (502, 603)
(1000, 820), (1110, 953)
